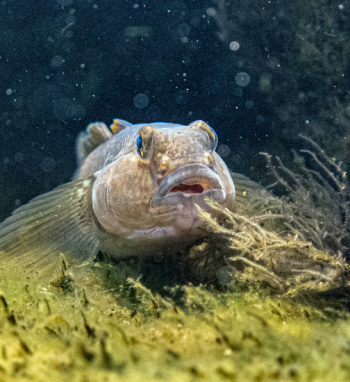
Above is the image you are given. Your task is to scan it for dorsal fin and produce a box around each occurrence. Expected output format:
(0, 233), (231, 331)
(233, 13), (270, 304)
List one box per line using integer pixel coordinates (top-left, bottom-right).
(76, 122), (113, 167)
(110, 119), (132, 134)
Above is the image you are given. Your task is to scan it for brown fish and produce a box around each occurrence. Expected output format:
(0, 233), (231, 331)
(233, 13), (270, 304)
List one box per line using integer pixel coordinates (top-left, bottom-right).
(0, 119), (236, 278)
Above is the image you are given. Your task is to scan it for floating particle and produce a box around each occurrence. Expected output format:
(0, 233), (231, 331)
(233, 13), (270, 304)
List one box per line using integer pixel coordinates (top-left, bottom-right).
(6, 89), (12, 95)
(229, 41), (240, 51)
(206, 8), (216, 17)
(42, 157), (56, 173)
(217, 144), (231, 158)
(125, 26), (153, 38)
(235, 72), (250, 87)
(133, 93), (149, 109)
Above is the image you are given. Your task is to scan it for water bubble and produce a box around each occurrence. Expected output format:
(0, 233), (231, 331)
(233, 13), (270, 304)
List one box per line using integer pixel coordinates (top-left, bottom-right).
(235, 72), (250, 87)
(51, 55), (65, 67)
(217, 144), (231, 157)
(256, 115), (265, 124)
(177, 23), (191, 37)
(245, 100), (254, 109)
(232, 154), (242, 166)
(229, 41), (240, 51)
(133, 93), (149, 109)
(146, 105), (161, 121)
(42, 157), (56, 173)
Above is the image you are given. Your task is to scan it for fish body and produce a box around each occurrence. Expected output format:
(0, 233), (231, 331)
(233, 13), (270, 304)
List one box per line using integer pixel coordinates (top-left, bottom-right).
(0, 120), (235, 277)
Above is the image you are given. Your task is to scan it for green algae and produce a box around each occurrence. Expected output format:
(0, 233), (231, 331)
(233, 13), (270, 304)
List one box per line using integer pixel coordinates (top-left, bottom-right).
(0, 254), (350, 382)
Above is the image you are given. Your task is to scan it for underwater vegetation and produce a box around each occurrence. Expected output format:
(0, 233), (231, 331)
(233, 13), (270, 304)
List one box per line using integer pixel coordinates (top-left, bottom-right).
(260, 134), (350, 259)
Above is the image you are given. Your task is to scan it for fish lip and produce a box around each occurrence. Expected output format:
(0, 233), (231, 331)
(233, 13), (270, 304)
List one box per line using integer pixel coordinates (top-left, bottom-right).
(151, 163), (226, 208)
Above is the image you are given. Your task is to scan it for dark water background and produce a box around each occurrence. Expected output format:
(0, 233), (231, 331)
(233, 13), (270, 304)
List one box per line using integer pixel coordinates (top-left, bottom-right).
(1, 0), (350, 221)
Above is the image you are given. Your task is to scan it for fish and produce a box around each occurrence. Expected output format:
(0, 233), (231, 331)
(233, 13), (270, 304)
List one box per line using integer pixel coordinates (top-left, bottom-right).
(0, 119), (240, 279)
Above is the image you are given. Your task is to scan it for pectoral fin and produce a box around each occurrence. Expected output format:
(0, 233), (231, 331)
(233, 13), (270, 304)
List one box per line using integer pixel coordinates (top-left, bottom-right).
(230, 171), (262, 213)
(0, 176), (100, 280)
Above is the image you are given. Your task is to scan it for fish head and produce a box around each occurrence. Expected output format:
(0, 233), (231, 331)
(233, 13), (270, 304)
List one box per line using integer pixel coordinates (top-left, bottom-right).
(92, 120), (235, 242)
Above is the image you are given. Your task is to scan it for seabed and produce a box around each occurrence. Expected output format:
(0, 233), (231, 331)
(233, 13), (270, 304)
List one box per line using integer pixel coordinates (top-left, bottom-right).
(0, 228), (350, 382)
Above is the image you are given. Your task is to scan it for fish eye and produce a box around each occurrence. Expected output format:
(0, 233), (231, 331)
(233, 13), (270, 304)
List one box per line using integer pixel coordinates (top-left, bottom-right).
(207, 124), (218, 151)
(136, 135), (144, 157)
(188, 120), (218, 152)
(135, 125), (155, 159)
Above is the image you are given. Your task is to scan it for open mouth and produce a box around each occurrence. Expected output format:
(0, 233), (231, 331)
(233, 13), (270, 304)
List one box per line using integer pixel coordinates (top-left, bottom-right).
(169, 183), (204, 194)
(151, 163), (226, 208)
(169, 177), (218, 194)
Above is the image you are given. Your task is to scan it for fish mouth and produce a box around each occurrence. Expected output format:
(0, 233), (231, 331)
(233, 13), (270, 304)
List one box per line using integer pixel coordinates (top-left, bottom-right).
(151, 163), (226, 208)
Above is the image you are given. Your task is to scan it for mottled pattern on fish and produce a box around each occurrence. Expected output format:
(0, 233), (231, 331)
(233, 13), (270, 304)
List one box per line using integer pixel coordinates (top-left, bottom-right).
(0, 119), (236, 279)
